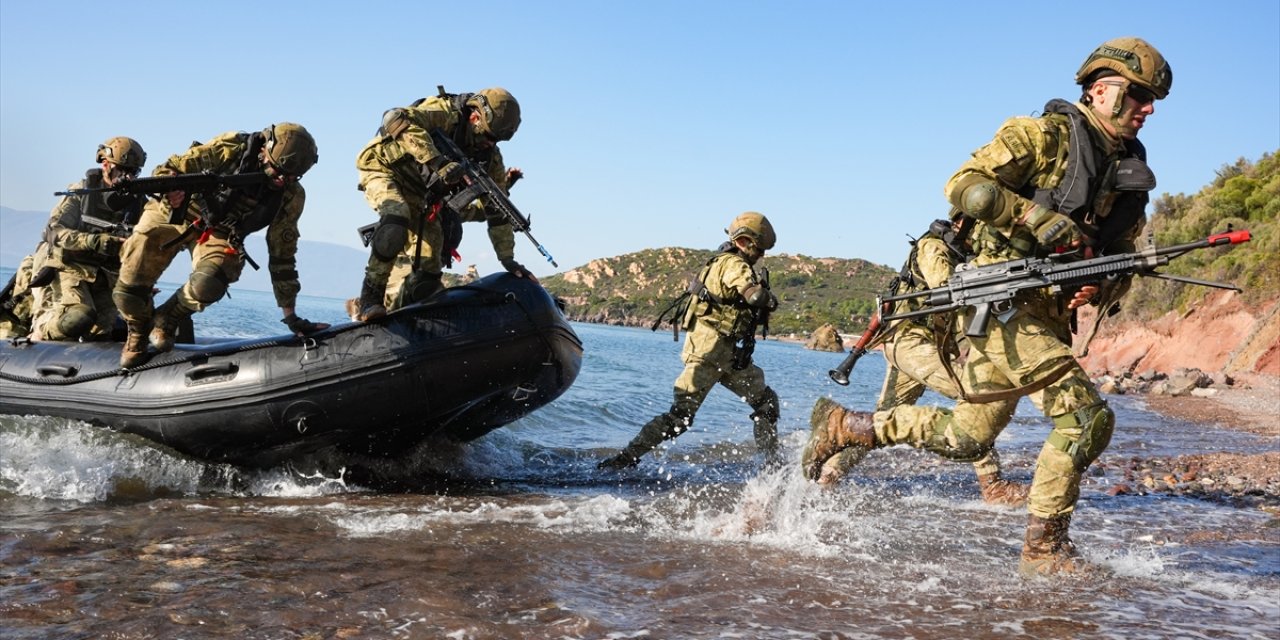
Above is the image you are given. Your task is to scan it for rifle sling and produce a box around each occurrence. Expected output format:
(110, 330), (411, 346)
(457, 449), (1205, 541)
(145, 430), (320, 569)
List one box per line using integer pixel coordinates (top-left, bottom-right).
(933, 322), (1076, 404)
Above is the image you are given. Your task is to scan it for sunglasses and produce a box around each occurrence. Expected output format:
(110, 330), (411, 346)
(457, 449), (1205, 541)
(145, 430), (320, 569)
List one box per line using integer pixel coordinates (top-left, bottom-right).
(1126, 84), (1157, 105)
(264, 160), (300, 183)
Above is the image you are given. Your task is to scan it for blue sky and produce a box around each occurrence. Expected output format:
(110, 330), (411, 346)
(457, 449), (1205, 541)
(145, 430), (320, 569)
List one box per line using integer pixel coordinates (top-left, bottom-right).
(2, 1), (1277, 278)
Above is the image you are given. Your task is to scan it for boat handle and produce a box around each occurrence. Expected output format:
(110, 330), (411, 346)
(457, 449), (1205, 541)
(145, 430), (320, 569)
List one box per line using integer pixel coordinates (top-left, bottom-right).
(185, 362), (238, 380)
(37, 364), (79, 378)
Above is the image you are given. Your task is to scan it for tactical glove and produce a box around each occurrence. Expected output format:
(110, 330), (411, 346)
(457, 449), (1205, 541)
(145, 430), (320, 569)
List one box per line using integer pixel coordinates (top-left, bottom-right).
(281, 313), (329, 336)
(1022, 205), (1081, 248)
(501, 258), (529, 277)
(95, 233), (125, 257)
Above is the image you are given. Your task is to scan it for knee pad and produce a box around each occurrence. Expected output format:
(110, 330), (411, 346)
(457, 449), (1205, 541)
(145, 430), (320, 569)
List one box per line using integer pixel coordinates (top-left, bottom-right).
(371, 216), (409, 262)
(53, 304), (95, 340)
(189, 264), (229, 304)
(1049, 401), (1115, 471)
(922, 415), (992, 462)
(112, 284), (153, 318)
(750, 387), (781, 424)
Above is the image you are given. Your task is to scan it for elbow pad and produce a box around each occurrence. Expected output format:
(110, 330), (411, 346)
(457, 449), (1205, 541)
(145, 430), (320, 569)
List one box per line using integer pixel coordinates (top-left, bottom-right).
(949, 173), (1017, 226)
(742, 284), (777, 310)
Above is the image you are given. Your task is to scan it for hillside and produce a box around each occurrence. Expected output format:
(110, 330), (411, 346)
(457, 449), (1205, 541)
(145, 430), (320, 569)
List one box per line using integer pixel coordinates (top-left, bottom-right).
(541, 248), (897, 337)
(1080, 150), (1280, 378)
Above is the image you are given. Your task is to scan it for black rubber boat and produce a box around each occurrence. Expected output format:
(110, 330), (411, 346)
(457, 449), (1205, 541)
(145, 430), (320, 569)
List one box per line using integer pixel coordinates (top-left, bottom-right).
(0, 274), (582, 468)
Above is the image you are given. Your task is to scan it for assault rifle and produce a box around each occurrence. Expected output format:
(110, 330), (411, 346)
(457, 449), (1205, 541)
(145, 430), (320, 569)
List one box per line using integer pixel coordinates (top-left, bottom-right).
(732, 266), (774, 370)
(880, 229), (1252, 338)
(429, 129), (558, 267)
(80, 213), (135, 238)
(55, 171), (269, 220)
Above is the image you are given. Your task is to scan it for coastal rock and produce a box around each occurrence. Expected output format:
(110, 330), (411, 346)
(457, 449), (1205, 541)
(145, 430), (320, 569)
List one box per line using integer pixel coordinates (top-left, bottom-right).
(806, 323), (844, 352)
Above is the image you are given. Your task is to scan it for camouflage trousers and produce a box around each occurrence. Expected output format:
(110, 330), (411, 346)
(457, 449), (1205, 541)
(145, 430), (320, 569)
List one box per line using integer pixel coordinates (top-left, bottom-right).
(877, 302), (1108, 518)
(117, 205), (245, 325)
(362, 175), (443, 308)
(628, 323), (772, 453)
(0, 252), (41, 338)
(34, 266), (118, 341)
(874, 323), (1017, 477)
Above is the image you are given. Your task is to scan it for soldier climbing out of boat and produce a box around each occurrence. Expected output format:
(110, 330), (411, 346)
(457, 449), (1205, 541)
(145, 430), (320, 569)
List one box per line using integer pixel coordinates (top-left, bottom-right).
(352, 86), (533, 322)
(599, 212), (782, 470)
(111, 123), (329, 368)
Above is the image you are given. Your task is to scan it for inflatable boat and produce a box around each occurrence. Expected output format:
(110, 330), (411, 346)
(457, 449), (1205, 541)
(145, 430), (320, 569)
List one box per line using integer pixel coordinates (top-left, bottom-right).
(0, 274), (582, 468)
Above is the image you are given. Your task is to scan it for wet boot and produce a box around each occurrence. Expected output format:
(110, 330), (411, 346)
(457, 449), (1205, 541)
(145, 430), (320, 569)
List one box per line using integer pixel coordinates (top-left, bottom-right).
(1019, 514), (1090, 577)
(977, 472), (1031, 507)
(802, 397), (877, 482)
(598, 412), (685, 470)
(119, 323), (151, 368)
(356, 278), (387, 323)
(150, 295), (195, 353)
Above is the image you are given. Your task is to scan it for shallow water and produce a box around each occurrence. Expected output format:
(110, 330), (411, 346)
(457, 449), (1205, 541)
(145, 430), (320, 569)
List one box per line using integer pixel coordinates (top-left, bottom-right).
(2, 288), (1278, 639)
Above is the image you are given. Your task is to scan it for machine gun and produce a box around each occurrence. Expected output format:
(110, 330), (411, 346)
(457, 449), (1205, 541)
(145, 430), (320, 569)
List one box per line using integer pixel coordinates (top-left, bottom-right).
(429, 130), (558, 267)
(880, 229), (1252, 337)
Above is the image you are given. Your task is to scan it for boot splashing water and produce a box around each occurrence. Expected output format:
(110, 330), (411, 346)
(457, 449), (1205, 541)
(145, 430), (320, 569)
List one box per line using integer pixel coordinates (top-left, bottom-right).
(802, 397), (876, 482)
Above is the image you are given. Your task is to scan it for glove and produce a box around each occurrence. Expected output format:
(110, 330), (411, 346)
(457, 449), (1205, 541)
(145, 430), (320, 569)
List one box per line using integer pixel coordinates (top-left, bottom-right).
(95, 233), (124, 256)
(501, 258), (528, 277)
(1021, 205), (1081, 248)
(281, 313), (330, 336)
(438, 161), (464, 184)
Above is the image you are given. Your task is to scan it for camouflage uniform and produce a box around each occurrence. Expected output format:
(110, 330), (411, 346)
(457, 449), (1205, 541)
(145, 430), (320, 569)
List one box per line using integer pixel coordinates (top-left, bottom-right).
(1, 251), (46, 338)
(32, 170), (144, 341)
(356, 94), (517, 311)
(600, 245), (780, 469)
(114, 131), (307, 345)
(820, 231), (1023, 503)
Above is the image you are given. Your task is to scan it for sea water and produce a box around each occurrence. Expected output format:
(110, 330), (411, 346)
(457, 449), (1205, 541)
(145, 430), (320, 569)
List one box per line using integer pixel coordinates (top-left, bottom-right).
(2, 277), (1278, 638)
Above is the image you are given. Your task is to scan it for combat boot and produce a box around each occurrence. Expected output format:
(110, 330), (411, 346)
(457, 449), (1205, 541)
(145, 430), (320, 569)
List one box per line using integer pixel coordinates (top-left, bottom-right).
(1019, 514), (1091, 577)
(802, 397), (877, 482)
(356, 278), (387, 323)
(120, 323), (150, 368)
(977, 472), (1031, 507)
(150, 296), (194, 353)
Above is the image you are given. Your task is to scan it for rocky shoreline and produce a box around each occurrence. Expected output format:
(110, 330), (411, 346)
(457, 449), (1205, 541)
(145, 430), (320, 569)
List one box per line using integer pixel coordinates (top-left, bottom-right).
(1094, 371), (1280, 516)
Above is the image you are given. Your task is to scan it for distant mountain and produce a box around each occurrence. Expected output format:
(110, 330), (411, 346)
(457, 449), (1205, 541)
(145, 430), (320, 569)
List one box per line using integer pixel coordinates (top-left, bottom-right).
(540, 247), (897, 337)
(1, 205), (366, 300)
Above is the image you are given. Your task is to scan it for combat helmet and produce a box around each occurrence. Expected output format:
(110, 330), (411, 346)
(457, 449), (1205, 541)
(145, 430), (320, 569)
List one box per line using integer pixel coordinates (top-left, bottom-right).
(1075, 37), (1172, 100)
(95, 137), (147, 171)
(470, 88), (522, 141)
(727, 211), (776, 250)
(263, 123), (319, 177)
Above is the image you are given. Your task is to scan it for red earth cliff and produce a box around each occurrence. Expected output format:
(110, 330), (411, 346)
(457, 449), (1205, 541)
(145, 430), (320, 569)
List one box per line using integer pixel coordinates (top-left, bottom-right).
(1078, 289), (1280, 378)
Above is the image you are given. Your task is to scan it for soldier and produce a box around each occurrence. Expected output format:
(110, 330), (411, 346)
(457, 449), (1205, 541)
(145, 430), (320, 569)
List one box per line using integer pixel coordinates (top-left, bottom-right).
(28, 137), (148, 341)
(802, 37), (1169, 576)
(816, 214), (1029, 508)
(0, 251), (45, 339)
(599, 212), (781, 470)
(112, 123), (328, 368)
(353, 87), (532, 322)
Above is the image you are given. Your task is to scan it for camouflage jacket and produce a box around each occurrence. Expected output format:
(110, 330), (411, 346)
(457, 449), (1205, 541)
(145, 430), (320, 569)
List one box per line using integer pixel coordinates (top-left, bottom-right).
(153, 131), (307, 308)
(682, 250), (763, 341)
(44, 168), (142, 276)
